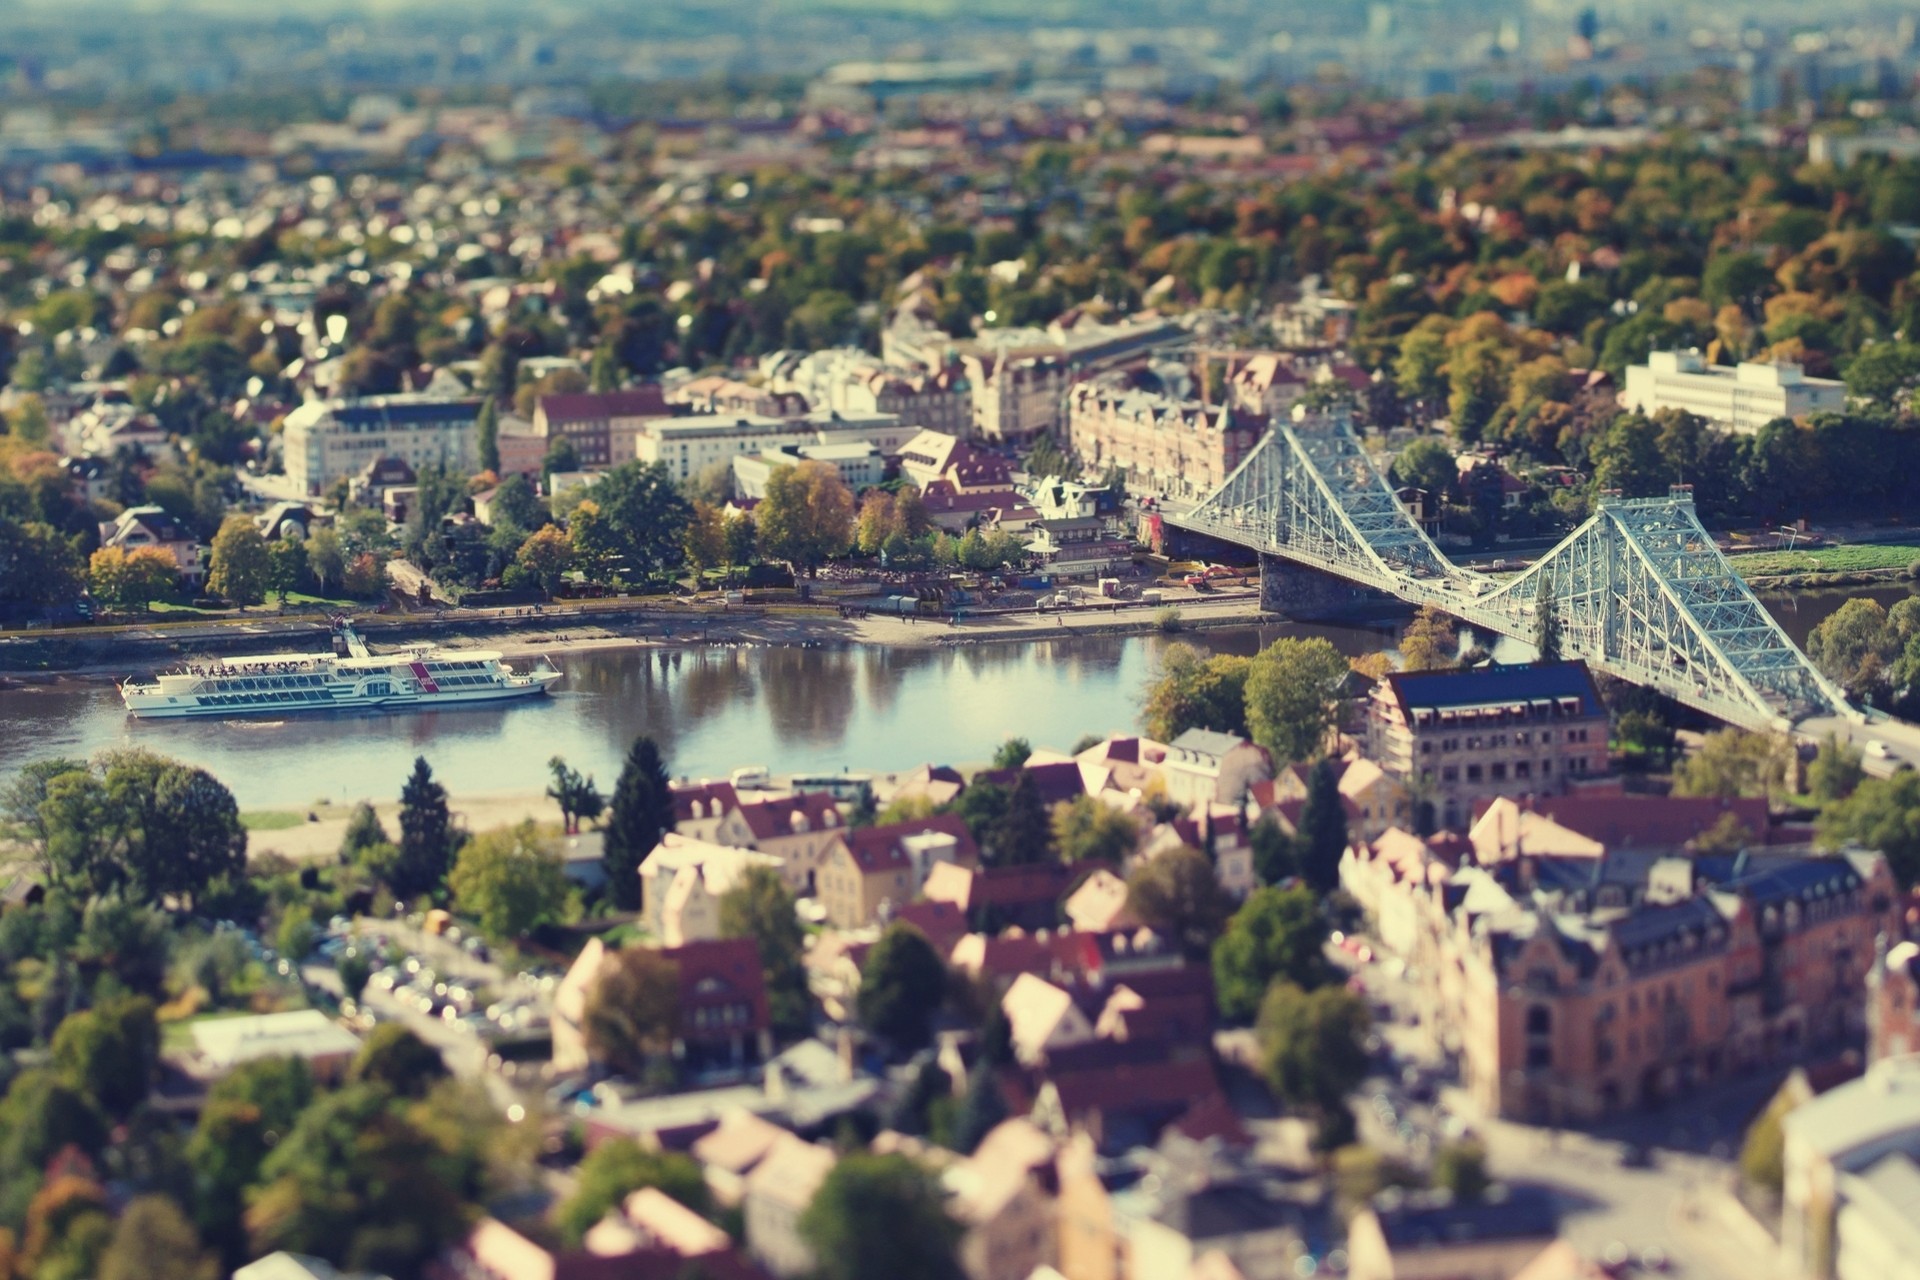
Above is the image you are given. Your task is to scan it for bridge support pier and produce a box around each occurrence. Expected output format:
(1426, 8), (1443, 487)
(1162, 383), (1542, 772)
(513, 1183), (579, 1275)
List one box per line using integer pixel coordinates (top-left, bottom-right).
(1259, 554), (1391, 621)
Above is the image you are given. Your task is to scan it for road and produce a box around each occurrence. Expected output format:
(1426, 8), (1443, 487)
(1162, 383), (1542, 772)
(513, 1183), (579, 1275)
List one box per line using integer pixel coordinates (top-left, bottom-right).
(1352, 951), (1780, 1280)
(1797, 712), (1920, 777)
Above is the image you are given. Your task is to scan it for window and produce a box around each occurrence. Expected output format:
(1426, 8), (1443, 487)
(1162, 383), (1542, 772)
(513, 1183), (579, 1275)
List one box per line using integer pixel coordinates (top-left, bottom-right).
(1526, 1005), (1552, 1035)
(1527, 1044), (1552, 1069)
(1491, 763), (1507, 781)
(1515, 761), (1532, 780)
(1466, 764), (1483, 783)
(1441, 766), (1458, 782)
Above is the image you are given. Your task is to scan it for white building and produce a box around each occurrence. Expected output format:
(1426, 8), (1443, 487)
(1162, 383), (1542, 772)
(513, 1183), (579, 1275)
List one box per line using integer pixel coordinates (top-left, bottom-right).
(635, 411), (906, 486)
(732, 441), (885, 500)
(1621, 351), (1845, 434)
(282, 395), (480, 496)
(1781, 1055), (1920, 1280)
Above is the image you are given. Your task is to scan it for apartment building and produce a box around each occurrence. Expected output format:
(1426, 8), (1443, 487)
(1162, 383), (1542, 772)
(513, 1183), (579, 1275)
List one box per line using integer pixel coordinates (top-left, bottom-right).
(963, 353), (1067, 443)
(531, 387), (669, 468)
(635, 411), (907, 486)
(282, 395), (481, 496)
(773, 347), (973, 438)
(1366, 662), (1610, 830)
(1065, 383), (1260, 500)
(1622, 350), (1846, 434)
(733, 442), (884, 499)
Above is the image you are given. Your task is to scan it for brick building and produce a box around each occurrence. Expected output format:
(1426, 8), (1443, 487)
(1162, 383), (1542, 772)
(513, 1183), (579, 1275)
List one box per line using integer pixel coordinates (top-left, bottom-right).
(532, 387), (670, 469)
(1064, 384), (1260, 501)
(1366, 662), (1611, 830)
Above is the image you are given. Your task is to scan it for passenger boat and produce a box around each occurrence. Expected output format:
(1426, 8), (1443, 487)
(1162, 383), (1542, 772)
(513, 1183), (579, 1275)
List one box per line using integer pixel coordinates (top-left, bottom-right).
(119, 623), (562, 720)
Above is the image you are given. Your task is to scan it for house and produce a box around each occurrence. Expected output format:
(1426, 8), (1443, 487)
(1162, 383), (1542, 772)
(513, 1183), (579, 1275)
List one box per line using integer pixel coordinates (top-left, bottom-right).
(233, 1255), (380, 1280)
(743, 1133), (839, 1278)
(672, 779), (742, 841)
(816, 815), (978, 928)
(946, 1119), (1061, 1280)
(1780, 1055), (1920, 1280)
(1365, 662), (1610, 830)
(550, 936), (773, 1075)
(612, 1186), (732, 1259)
(448, 1216), (773, 1280)
(880, 763), (969, 810)
(1022, 1040), (1230, 1155)
(257, 501), (323, 541)
(708, 793), (846, 897)
(347, 454), (417, 508)
(1064, 869), (1139, 934)
(1470, 793), (1775, 862)
(636, 835), (785, 946)
(923, 862), (1088, 932)
(282, 394), (480, 496)
(1109, 1136), (1310, 1280)
(1622, 351), (1845, 435)
(897, 429), (1015, 492)
(1162, 730), (1272, 811)
(186, 1009), (360, 1083)
(1004, 973), (1098, 1066)
(96, 504), (205, 585)
(693, 1108), (792, 1207)
(1346, 1185), (1560, 1280)
(1871, 940), (1920, 1065)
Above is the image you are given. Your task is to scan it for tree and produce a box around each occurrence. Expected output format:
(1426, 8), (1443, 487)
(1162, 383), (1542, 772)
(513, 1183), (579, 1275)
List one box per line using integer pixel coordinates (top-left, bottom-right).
(683, 500), (726, 577)
(858, 923), (948, 1052)
(1808, 598), (1898, 693)
(392, 756), (458, 899)
(51, 995), (158, 1116)
(1142, 643), (1252, 741)
(992, 737), (1032, 769)
(1251, 813), (1298, 885)
(1126, 845), (1232, 958)
(583, 946), (681, 1077)
(799, 1153), (965, 1280)
(1808, 734), (1865, 804)
(306, 526), (346, 593)
(757, 460), (856, 575)
(719, 865), (810, 1039)
(855, 490), (897, 555)
(514, 525), (575, 596)
(267, 536), (308, 604)
(543, 435), (580, 489)
(245, 1084), (470, 1276)
(1212, 886), (1332, 1022)
(190, 1056), (316, 1260)
(0, 517), (85, 609)
(1691, 811), (1755, 856)
(1256, 982), (1370, 1118)
(98, 1195), (217, 1280)
(1671, 730), (1790, 800)
(546, 756), (603, 834)
(207, 514), (270, 607)
(342, 552), (384, 598)
(722, 509), (757, 570)
(950, 1067), (1009, 1155)
(985, 771), (1052, 866)
(18, 1175), (113, 1280)
(339, 800), (390, 862)
(449, 820), (572, 940)
(350, 1023), (449, 1099)
(1533, 574), (1562, 662)
(1051, 795), (1139, 864)
(490, 474), (548, 532)
(1245, 637), (1349, 764)
(586, 460), (694, 580)
(1399, 605), (1458, 672)
(556, 1140), (710, 1244)
(1432, 1140), (1490, 1204)
(475, 396), (500, 473)
(603, 736), (673, 911)
(1297, 759), (1350, 894)
(1820, 772), (1920, 887)
(1391, 436), (1455, 496)
(88, 546), (132, 613)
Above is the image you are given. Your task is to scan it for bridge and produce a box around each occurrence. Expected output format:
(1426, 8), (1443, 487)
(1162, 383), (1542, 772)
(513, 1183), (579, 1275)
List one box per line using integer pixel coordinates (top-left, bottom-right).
(1164, 407), (1858, 734)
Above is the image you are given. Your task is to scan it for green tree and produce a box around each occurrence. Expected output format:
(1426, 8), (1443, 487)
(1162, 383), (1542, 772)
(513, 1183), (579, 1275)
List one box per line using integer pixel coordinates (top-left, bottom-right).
(757, 460), (856, 575)
(1297, 759), (1350, 894)
(1399, 605), (1458, 672)
(1820, 772), (1920, 886)
(603, 736), (673, 912)
(1251, 813), (1298, 885)
(207, 514), (270, 607)
(546, 756), (603, 834)
(1672, 730), (1790, 800)
(1212, 886), (1332, 1022)
(683, 499), (726, 577)
(991, 737), (1032, 769)
(1051, 795), (1139, 864)
(1141, 643), (1252, 741)
(0, 518), (85, 608)
(393, 756), (458, 899)
(1245, 637), (1349, 764)
(448, 820), (572, 941)
(245, 1084), (469, 1276)
(475, 396), (500, 474)
(950, 1066), (1008, 1155)
(1126, 845), (1232, 958)
(858, 923), (948, 1053)
(514, 524), (575, 596)
(0, 1070), (107, 1185)
(799, 1153), (965, 1280)
(349, 1024), (448, 1100)
(985, 771), (1052, 866)
(97, 1194), (218, 1280)
(51, 995), (158, 1117)
(306, 527), (346, 593)
(1807, 598), (1897, 693)
(339, 801), (390, 862)
(555, 1140), (710, 1244)
(719, 865), (810, 1039)
(1808, 734), (1866, 804)
(1390, 436), (1456, 496)
(583, 946), (681, 1077)
(722, 509), (757, 570)
(266, 537), (308, 604)
(1256, 982), (1370, 1118)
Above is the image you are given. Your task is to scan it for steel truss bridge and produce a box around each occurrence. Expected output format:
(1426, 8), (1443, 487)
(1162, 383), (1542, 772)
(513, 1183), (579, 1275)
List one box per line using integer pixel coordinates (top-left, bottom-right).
(1164, 409), (1857, 734)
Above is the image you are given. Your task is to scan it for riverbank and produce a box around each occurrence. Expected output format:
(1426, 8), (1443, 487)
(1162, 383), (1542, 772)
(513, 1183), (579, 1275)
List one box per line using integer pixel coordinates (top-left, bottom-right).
(0, 594), (1273, 685)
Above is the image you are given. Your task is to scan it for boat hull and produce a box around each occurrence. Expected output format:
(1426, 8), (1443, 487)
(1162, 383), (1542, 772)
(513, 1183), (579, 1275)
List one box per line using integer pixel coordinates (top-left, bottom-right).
(124, 675), (560, 720)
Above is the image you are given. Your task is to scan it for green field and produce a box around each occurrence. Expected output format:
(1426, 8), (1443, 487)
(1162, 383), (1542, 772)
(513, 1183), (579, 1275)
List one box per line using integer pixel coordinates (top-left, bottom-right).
(1732, 543), (1920, 577)
(241, 810), (307, 831)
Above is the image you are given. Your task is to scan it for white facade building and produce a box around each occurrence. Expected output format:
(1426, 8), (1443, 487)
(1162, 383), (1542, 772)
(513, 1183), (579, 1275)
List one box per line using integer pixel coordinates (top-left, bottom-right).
(282, 395), (480, 496)
(635, 411), (907, 485)
(732, 442), (885, 500)
(1622, 351), (1845, 434)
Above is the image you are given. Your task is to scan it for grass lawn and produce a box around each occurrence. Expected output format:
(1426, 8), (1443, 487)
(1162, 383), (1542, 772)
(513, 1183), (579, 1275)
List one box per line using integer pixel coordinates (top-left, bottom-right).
(241, 810), (308, 832)
(1732, 543), (1920, 577)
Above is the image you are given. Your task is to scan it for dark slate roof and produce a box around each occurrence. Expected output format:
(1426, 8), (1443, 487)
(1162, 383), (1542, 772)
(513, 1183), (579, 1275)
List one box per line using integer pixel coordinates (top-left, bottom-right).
(1372, 1183), (1559, 1250)
(1385, 660), (1604, 718)
(1156, 1181), (1304, 1242)
(538, 388), (668, 423)
(333, 397), (480, 427)
(1721, 856), (1864, 910)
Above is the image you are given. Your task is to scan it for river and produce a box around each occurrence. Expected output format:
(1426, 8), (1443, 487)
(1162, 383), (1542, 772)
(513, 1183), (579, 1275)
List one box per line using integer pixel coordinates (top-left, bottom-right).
(0, 585), (1907, 809)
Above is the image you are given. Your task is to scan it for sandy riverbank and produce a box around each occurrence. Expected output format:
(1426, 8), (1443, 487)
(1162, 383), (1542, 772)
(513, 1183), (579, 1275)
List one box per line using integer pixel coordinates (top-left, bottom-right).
(245, 790), (562, 861)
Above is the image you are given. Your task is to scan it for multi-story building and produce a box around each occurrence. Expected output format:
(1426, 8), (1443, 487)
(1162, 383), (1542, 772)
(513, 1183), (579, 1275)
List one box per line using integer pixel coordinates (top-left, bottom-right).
(732, 442), (884, 499)
(282, 395), (480, 496)
(1425, 848), (1901, 1123)
(1065, 384), (1260, 501)
(963, 353), (1068, 443)
(95, 505), (206, 586)
(1366, 662), (1610, 830)
(772, 347), (973, 438)
(1780, 1054), (1920, 1280)
(634, 411), (907, 486)
(667, 375), (807, 419)
(531, 387), (669, 469)
(1870, 938), (1920, 1064)
(1622, 350), (1846, 434)
(897, 429), (1015, 493)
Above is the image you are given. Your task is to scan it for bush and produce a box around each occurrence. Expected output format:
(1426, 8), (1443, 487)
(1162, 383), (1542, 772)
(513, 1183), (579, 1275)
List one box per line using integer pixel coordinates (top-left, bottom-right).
(1156, 606), (1183, 633)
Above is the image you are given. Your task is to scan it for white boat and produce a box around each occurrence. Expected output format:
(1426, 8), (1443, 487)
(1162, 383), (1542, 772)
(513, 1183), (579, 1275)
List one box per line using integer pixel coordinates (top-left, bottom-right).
(119, 624), (562, 720)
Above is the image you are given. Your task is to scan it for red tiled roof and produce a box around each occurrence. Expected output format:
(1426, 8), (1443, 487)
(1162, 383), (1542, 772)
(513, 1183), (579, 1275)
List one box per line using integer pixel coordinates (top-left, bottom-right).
(660, 938), (770, 1040)
(841, 813), (979, 875)
(976, 761), (1089, 808)
(537, 387), (668, 423)
(672, 780), (740, 824)
(1524, 793), (1773, 851)
(736, 792), (843, 841)
(892, 900), (970, 955)
(970, 862), (1093, 911)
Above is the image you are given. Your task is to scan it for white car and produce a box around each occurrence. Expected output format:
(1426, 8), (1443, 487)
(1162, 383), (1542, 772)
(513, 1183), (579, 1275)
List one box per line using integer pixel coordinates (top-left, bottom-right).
(1866, 740), (1893, 760)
